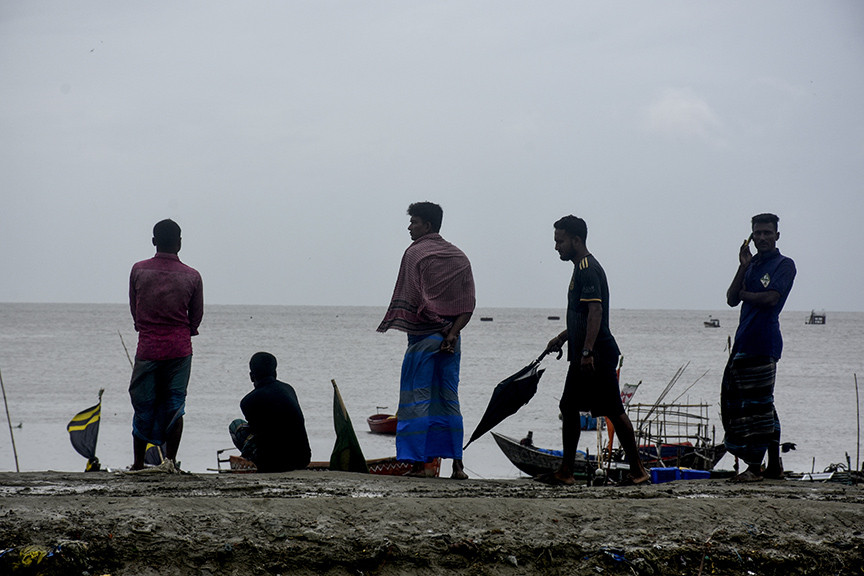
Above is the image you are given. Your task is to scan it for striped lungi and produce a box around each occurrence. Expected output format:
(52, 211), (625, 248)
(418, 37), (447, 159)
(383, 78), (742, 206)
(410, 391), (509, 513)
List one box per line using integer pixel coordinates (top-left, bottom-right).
(721, 355), (781, 466)
(396, 333), (464, 463)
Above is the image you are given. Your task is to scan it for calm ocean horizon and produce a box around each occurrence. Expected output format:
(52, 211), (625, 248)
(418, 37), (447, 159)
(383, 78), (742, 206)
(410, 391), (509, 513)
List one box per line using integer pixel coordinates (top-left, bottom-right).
(1, 303), (861, 478)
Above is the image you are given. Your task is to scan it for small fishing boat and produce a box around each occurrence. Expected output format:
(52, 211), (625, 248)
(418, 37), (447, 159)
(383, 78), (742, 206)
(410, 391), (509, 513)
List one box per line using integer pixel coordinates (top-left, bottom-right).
(805, 310), (826, 325)
(703, 316), (720, 328)
(491, 432), (595, 478)
(494, 399), (727, 478)
(367, 413), (397, 435)
(493, 431), (724, 479)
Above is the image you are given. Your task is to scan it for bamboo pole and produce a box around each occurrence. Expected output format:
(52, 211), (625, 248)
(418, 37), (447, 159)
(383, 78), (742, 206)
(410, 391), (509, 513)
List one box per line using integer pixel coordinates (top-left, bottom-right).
(0, 367), (20, 472)
(855, 373), (860, 472)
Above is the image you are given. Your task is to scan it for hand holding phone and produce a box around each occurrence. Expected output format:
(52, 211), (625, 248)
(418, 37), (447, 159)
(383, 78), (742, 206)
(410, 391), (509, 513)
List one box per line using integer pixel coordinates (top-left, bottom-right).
(739, 233), (754, 266)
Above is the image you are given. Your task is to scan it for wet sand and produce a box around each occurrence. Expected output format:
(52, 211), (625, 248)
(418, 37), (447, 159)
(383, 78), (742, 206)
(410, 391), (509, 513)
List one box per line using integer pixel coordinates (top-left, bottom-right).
(1, 470), (862, 575)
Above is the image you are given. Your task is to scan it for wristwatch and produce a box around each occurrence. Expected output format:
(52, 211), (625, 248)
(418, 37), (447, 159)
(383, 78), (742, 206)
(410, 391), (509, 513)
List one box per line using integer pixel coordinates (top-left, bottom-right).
(582, 348), (593, 358)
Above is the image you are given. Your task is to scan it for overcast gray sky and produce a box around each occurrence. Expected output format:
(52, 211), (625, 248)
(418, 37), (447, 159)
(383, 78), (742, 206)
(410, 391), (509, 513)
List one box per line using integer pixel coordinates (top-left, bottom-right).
(2, 2), (862, 311)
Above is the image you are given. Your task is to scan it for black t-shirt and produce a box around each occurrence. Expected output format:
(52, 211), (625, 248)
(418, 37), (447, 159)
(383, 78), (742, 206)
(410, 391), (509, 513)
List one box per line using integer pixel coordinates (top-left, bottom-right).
(240, 377), (311, 472)
(566, 254), (620, 364)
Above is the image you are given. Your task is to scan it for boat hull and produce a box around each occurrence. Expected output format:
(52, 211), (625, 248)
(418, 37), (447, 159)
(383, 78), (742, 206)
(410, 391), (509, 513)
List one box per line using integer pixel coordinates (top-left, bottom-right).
(491, 432), (594, 478)
(225, 454), (441, 477)
(310, 456), (441, 477)
(367, 413), (397, 435)
(492, 432), (726, 478)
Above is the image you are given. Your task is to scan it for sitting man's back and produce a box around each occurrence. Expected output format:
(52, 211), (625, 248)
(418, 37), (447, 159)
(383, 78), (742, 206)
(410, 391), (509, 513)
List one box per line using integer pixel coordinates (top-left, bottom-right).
(230, 352), (311, 473)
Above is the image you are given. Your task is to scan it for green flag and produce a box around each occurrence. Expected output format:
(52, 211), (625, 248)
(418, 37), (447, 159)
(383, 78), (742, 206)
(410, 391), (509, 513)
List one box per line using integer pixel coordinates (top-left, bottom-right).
(329, 380), (368, 473)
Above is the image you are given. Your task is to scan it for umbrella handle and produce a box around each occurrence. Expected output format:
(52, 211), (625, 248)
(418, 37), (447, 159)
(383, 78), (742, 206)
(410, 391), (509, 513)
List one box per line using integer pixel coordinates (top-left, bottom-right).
(536, 348), (563, 364)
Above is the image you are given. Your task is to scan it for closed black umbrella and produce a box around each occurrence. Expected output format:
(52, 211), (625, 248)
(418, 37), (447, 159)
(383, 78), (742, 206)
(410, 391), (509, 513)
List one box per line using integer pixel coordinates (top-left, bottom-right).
(463, 350), (559, 450)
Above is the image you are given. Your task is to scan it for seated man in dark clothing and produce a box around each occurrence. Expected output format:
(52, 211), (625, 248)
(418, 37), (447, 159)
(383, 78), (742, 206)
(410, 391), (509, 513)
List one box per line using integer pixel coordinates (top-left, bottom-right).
(229, 352), (311, 472)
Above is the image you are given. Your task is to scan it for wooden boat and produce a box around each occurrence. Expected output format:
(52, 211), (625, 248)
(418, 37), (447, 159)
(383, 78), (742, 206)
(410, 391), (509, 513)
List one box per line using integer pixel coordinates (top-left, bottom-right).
(493, 432), (724, 478)
(703, 316), (720, 328)
(367, 413), (397, 435)
(219, 452), (441, 477)
(494, 401), (727, 478)
(491, 432), (595, 478)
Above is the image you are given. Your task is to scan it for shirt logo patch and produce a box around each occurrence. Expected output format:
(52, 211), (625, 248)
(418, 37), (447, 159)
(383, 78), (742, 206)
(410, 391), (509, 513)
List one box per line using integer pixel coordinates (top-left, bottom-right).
(761, 273), (771, 288)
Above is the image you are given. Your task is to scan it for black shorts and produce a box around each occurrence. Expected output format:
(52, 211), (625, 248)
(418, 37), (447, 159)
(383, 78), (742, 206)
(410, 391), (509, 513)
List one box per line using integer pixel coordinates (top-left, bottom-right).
(559, 359), (625, 418)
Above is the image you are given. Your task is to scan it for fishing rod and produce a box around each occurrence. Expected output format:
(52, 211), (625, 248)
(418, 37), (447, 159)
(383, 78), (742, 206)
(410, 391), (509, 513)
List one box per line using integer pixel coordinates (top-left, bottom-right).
(0, 367), (20, 472)
(118, 330), (134, 368)
(668, 368), (711, 406)
(636, 362), (689, 436)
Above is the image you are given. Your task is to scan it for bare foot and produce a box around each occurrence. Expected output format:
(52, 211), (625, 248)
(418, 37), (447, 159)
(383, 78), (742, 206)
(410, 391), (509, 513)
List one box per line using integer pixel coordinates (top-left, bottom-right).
(729, 470), (763, 483)
(763, 467), (785, 480)
(618, 474), (651, 486)
(451, 460), (468, 480)
(533, 471), (575, 486)
(764, 457), (784, 480)
(407, 462), (428, 477)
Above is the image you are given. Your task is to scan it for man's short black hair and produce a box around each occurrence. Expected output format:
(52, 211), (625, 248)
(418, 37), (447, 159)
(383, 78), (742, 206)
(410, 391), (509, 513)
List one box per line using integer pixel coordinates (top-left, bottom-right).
(554, 215), (588, 243)
(407, 202), (443, 233)
(751, 213), (780, 231)
(153, 219), (181, 251)
(250, 352), (277, 379)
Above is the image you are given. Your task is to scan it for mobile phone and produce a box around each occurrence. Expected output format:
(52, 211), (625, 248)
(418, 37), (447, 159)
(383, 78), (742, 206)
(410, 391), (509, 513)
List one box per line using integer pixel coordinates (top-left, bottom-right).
(744, 233), (753, 247)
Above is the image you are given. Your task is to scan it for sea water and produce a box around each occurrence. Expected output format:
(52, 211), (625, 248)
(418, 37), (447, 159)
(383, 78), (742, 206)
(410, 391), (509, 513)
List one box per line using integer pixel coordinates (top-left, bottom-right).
(1, 304), (862, 478)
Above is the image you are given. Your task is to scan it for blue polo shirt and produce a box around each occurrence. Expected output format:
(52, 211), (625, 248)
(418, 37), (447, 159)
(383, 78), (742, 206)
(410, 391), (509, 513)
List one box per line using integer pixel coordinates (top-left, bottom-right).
(733, 249), (796, 360)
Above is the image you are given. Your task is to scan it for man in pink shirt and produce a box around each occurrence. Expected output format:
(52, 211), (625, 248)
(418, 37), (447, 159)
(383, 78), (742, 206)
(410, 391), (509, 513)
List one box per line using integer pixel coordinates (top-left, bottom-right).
(128, 219), (203, 470)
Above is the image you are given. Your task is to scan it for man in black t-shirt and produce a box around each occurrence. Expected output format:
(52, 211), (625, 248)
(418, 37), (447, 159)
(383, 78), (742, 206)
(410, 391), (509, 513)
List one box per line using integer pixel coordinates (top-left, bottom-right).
(229, 352), (311, 473)
(540, 215), (649, 486)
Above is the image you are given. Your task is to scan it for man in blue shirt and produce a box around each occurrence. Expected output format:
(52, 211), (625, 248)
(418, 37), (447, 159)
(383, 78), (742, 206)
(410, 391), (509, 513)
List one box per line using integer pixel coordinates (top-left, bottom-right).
(723, 213), (796, 482)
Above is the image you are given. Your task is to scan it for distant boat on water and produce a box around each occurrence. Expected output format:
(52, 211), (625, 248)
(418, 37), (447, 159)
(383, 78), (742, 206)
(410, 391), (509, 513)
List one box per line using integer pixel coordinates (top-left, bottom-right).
(367, 413), (397, 435)
(703, 316), (720, 328)
(805, 310), (826, 325)
(480, 317), (493, 322)
(547, 316), (560, 320)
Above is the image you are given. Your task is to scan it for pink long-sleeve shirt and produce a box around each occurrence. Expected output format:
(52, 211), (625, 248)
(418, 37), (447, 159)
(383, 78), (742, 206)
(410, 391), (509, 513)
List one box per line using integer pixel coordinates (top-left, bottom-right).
(129, 252), (203, 361)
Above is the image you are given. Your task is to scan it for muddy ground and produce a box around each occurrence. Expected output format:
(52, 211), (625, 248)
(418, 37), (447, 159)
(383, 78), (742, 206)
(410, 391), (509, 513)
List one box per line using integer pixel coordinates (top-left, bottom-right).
(0, 470), (862, 575)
